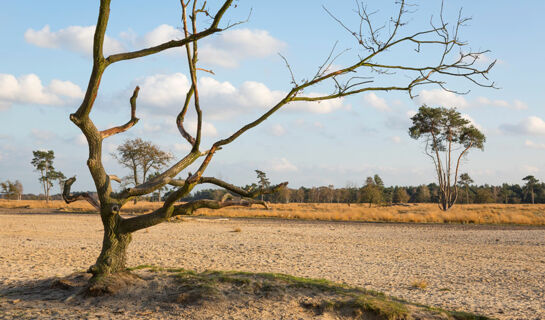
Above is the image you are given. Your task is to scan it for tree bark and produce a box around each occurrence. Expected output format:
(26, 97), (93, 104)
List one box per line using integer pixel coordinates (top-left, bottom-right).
(88, 212), (132, 280)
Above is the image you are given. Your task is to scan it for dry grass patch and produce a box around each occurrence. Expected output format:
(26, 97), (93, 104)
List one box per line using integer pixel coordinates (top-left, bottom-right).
(2, 200), (545, 225)
(411, 279), (428, 290)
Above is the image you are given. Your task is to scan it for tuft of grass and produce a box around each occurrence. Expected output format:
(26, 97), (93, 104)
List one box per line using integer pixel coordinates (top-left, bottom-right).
(411, 279), (428, 290)
(128, 264), (163, 272)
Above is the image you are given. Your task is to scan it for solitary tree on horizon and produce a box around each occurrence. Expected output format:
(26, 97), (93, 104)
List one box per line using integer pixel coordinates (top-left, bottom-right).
(522, 175), (539, 204)
(255, 170), (271, 201)
(59, 0), (494, 291)
(31, 150), (64, 203)
(409, 106), (486, 211)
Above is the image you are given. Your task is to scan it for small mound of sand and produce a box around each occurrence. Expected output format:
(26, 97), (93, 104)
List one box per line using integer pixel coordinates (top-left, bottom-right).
(0, 267), (488, 320)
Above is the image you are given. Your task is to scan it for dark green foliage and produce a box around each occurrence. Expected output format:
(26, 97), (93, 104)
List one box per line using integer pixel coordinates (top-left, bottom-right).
(182, 180), (545, 204)
(457, 173), (474, 204)
(392, 187), (410, 203)
(522, 175), (539, 204)
(409, 106), (485, 151)
(360, 176), (383, 207)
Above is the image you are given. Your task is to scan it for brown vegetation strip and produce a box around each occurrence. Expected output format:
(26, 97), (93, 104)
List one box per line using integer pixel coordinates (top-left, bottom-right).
(2, 200), (544, 225)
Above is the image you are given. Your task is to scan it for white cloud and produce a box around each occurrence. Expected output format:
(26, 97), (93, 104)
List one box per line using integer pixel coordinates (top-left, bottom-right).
(415, 89), (529, 111)
(0, 73), (83, 110)
(26, 24), (284, 67)
(138, 26), (285, 68)
(30, 129), (56, 142)
(49, 79), (85, 99)
(173, 143), (191, 153)
(313, 122), (324, 129)
(140, 24), (182, 48)
(364, 93), (390, 112)
(414, 89), (468, 108)
(137, 73), (191, 109)
(141, 123), (163, 133)
(25, 25), (124, 56)
(270, 124), (286, 136)
(513, 100), (528, 110)
(461, 114), (483, 131)
(390, 136), (401, 144)
(475, 97), (528, 110)
(525, 140), (545, 150)
(199, 29), (286, 68)
(75, 134), (87, 146)
(187, 120), (218, 137)
(462, 52), (498, 66)
(287, 95), (345, 114)
(500, 116), (545, 135)
(269, 158), (298, 172)
(135, 73), (347, 119)
(521, 165), (539, 174)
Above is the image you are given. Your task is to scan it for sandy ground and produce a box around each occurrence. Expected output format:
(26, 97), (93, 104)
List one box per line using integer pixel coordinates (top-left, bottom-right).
(0, 212), (544, 320)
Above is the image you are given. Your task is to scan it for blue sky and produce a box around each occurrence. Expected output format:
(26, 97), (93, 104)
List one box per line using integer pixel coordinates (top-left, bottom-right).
(1, 1), (544, 194)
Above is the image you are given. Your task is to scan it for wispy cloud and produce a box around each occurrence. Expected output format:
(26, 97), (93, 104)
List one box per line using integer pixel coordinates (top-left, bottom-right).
(269, 157), (298, 172)
(500, 116), (545, 135)
(364, 93), (391, 112)
(525, 140), (545, 150)
(414, 89), (528, 110)
(25, 25), (124, 57)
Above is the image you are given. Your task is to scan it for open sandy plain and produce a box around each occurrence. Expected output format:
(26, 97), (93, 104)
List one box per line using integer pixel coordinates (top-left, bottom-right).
(0, 211), (544, 319)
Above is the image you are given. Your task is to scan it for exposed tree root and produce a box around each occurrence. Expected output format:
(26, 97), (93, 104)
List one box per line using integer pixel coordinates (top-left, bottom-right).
(85, 271), (142, 297)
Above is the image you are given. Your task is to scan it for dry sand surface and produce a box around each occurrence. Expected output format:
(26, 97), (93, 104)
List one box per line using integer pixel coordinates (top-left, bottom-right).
(1, 211), (544, 319)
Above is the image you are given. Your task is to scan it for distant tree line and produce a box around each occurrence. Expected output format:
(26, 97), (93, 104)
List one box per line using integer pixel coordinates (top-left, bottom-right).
(178, 174), (545, 206)
(4, 173), (543, 206)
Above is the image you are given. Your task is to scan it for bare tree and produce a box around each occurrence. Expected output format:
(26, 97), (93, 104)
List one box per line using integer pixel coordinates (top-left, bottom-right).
(14, 180), (23, 201)
(61, 0), (494, 289)
(112, 138), (172, 203)
(409, 106), (485, 210)
(0, 180), (23, 200)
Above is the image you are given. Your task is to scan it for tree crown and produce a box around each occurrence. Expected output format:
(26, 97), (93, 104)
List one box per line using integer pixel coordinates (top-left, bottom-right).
(409, 105), (485, 151)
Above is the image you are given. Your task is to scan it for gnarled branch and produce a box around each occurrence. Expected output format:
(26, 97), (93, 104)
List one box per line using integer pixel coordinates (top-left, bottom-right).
(114, 151), (203, 201)
(104, 0), (233, 65)
(101, 86), (140, 139)
(62, 176), (100, 211)
(199, 177), (288, 199)
(176, 85), (196, 146)
(120, 197), (265, 234)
